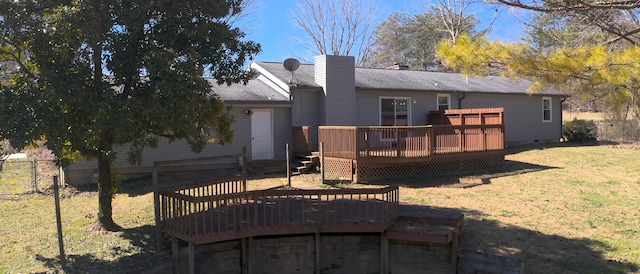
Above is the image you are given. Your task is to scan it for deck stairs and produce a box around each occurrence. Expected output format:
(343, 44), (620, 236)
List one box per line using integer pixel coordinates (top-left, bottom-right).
(292, 151), (320, 176)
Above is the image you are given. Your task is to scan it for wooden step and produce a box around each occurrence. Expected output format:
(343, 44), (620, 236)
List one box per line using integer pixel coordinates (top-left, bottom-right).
(293, 153), (320, 175)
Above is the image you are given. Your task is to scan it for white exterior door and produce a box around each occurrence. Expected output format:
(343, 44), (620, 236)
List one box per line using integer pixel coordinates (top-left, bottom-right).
(251, 109), (274, 160)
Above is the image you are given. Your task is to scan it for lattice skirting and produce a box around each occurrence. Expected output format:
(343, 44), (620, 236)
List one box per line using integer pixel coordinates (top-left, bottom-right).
(323, 157), (354, 181)
(354, 152), (504, 183)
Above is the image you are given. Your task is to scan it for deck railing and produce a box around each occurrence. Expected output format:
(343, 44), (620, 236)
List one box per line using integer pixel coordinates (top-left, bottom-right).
(159, 178), (400, 244)
(159, 176), (247, 198)
(319, 124), (504, 161)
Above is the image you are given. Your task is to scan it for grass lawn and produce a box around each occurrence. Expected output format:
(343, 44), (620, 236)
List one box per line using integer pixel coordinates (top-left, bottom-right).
(1, 143), (639, 273)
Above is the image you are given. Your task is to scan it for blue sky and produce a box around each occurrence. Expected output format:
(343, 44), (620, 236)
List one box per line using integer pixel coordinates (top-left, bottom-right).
(242, 0), (530, 63)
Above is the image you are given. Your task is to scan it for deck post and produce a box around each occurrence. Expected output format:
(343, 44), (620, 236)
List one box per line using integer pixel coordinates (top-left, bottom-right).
(153, 164), (163, 251)
(320, 142), (325, 184)
(482, 125), (487, 151)
(381, 232), (389, 274)
(286, 143), (291, 188)
(315, 231), (321, 274)
(429, 127), (436, 155)
(172, 238), (179, 271)
(241, 237), (248, 274)
(459, 127), (465, 152)
(247, 237), (254, 274)
(242, 146), (247, 182)
(396, 128), (402, 158)
(188, 241), (195, 274)
(364, 129), (370, 157)
(350, 160), (354, 183)
(451, 230), (459, 274)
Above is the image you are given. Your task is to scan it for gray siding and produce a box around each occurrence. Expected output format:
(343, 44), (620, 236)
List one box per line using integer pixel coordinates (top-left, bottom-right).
(355, 90), (562, 143)
(67, 104), (290, 185)
(461, 93), (563, 143)
(314, 55), (355, 125)
(271, 106), (292, 160)
(292, 89), (320, 149)
(356, 90), (463, 126)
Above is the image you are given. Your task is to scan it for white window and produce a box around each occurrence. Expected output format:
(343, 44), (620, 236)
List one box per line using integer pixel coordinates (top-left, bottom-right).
(380, 97), (410, 126)
(542, 97), (552, 122)
(437, 94), (451, 111)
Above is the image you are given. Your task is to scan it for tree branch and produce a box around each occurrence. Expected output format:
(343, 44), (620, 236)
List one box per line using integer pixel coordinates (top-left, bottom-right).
(493, 0), (640, 12)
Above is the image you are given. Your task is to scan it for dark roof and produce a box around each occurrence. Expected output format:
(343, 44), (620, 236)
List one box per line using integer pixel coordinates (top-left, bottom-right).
(253, 61), (567, 96)
(206, 77), (289, 103)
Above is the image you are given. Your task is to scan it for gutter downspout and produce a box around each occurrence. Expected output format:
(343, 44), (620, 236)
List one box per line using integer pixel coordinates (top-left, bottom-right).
(458, 92), (466, 109)
(560, 96), (566, 141)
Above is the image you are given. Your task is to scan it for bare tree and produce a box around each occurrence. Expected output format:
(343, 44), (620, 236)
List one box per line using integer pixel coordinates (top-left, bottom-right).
(291, 0), (378, 66)
(491, 0), (640, 45)
(431, 0), (483, 43)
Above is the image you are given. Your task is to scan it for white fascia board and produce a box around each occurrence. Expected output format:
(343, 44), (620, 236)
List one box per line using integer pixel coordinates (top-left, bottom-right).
(250, 62), (291, 98)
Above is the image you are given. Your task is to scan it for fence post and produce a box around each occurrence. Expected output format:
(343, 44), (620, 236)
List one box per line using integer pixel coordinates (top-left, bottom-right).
(152, 163), (162, 251)
(53, 176), (66, 266)
(286, 143), (291, 188)
(242, 147), (247, 176)
(430, 126), (436, 155)
(59, 166), (65, 188)
(242, 147), (247, 190)
(32, 159), (37, 193)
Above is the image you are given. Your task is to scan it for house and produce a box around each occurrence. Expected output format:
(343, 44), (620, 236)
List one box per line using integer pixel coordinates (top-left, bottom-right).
(64, 55), (567, 185)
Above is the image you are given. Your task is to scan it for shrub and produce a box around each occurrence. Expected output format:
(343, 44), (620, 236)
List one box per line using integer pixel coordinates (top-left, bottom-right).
(563, 118), (597, 142)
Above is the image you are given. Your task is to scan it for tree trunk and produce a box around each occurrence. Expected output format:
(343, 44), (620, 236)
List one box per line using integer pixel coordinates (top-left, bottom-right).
(95, 147), (120, 231)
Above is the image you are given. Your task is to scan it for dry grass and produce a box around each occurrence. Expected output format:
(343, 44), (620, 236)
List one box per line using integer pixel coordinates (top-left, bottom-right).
(563, 111), (606, 122)
(0, 180), (167, 273)
(1, 144), (639, 273)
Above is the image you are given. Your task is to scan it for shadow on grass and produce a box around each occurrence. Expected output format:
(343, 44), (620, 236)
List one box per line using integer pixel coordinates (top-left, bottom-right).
(505, 140), (618, 155)
(35, 225), (172, 274)
(358, 159), (558, 189)
(455, 208), (639, 273)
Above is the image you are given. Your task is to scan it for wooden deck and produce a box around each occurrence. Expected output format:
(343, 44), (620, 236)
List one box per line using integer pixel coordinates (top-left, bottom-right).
(156, 177), (470, 247)
(158, 177), (399, 245)
(157, 178), (466, 273)
(319, 124), (505, 181)
(316, 108), (506, 182)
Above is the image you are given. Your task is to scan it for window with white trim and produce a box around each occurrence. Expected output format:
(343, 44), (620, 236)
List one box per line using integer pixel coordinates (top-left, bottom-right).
(542, 97), (552, 122)
(437, 94), (451, 111)
(380, 97), (410, 126)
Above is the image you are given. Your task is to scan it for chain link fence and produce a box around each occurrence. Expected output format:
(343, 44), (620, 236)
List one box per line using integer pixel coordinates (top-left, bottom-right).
(0, 158), (58, 195)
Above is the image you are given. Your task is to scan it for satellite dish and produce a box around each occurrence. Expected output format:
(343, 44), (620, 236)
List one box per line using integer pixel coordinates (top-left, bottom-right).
(283, 58), (300, 72)
(283, 58), (300, 86)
